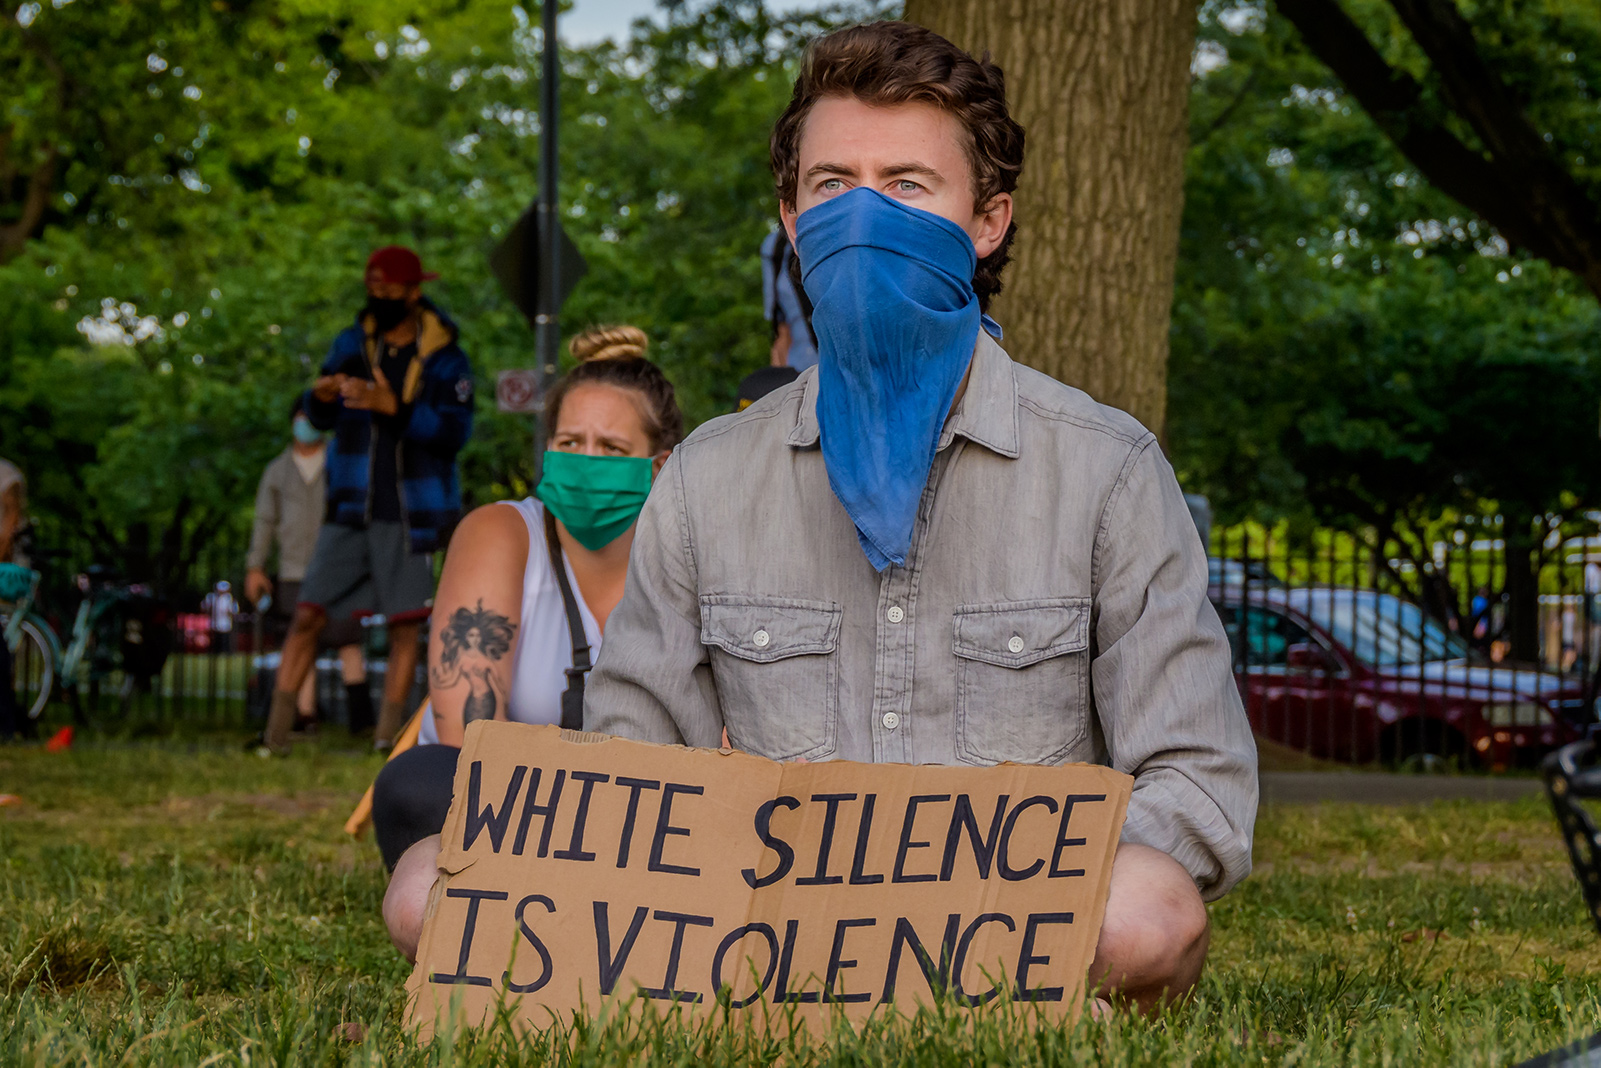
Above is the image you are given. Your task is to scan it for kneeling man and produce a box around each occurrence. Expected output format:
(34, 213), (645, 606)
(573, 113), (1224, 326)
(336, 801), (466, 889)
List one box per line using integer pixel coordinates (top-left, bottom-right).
(586, 22), (1255, 1014)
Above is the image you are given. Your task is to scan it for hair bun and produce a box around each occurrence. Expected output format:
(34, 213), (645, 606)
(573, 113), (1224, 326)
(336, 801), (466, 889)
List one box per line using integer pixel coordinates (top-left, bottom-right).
(570, 324), (649, 363)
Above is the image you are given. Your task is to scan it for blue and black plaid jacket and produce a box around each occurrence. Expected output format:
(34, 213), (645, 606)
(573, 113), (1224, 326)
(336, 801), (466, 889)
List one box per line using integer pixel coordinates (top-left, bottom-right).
(303, 299), (474, 554)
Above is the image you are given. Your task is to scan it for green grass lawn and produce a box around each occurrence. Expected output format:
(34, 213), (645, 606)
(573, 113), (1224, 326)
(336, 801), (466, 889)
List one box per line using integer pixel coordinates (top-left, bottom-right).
(2, 736), (1598, 1066)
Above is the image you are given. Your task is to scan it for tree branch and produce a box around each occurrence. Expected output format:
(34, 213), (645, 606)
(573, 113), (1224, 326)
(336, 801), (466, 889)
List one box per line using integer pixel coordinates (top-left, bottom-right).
(1274, 0), (1601, 298)
(0, 14), (68, 262)
(1274, 0), (1588, 283)
(1384, 0), (1601, 296)
(0, 142), (58, 263)
(1195, 68), (1259, 144)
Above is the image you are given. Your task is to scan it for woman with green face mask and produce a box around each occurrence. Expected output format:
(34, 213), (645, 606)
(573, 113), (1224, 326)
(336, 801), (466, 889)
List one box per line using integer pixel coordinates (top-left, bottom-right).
(371, 326), (682, 949)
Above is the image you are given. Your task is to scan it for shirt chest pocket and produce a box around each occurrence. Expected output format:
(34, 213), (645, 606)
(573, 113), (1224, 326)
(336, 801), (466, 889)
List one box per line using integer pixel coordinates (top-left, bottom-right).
(700, 595), (841, 762)
(952, 597), (1091, 766)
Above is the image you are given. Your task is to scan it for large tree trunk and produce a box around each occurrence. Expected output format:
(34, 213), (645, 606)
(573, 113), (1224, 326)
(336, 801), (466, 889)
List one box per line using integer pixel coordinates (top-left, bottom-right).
(902, 0), (1197, 435)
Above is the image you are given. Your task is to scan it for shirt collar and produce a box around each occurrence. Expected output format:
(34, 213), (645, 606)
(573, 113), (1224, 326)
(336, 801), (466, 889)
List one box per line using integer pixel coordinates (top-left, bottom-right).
(785, 329), (1021, 459)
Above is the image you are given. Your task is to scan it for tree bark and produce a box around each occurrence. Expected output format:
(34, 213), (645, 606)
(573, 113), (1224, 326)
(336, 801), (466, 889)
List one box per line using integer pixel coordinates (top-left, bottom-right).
(902, 0), (1198, 435)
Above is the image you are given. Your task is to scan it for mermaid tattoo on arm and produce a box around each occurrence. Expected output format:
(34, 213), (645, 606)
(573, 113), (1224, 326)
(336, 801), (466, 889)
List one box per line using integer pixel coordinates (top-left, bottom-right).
(429, 600), (516, 724)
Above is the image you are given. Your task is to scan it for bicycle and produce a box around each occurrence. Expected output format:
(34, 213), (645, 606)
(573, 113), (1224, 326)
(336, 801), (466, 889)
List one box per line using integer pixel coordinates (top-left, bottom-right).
(0, 560), (174, 730)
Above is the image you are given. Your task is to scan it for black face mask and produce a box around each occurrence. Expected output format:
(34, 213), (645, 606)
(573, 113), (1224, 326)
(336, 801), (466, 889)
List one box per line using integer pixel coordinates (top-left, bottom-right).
(365, 296), (412, 333)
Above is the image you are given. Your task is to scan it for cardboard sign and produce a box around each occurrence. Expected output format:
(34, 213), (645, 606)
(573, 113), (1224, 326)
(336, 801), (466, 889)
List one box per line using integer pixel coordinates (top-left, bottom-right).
(406, 723), (1131, 1035)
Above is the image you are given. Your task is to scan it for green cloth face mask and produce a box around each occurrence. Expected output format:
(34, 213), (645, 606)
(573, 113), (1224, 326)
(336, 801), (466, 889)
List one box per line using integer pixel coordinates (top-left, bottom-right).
(536, 450), (655, 551)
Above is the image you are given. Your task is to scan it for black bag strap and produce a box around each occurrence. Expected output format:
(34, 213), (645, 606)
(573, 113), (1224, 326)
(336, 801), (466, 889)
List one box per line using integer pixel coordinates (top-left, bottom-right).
(543, 509), (592, 731)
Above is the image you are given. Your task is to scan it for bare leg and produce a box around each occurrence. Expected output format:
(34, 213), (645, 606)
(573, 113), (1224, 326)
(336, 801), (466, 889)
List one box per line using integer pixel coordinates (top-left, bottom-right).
(375, 621), (421, 746)
(276, 606), (326, 695)
(296, 665), (316, 717)
(339, 643), (366, 684)
(1087, 842), (1211, 1016)
(265, 607), (326, 752)
(383, 621), (420, 705)
(384, 834), (442, 962)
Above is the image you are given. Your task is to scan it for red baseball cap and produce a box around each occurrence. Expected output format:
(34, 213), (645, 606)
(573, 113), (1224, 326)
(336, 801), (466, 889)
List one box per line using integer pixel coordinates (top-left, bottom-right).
(365, 245), (439, 285)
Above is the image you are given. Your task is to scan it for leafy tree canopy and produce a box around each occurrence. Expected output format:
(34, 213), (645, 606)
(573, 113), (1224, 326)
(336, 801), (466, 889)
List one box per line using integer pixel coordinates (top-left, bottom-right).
(0, 0), (886, 596)
(1171, 0), (1601, 538)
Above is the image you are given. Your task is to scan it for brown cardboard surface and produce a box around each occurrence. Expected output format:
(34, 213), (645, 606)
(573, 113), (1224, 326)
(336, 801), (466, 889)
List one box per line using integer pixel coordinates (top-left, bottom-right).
(405, 722), (1131, 1036)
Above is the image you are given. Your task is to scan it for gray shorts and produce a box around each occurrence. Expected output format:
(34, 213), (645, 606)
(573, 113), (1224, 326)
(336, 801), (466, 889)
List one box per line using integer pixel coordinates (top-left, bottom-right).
(297, 522), (435, 625)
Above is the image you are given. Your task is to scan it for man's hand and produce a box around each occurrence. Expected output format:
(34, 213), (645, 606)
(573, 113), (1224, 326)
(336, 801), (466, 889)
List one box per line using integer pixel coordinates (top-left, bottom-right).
(245, 568), (272, 606)
(340, 366), (398, 415)
(312, 374), (346, 402)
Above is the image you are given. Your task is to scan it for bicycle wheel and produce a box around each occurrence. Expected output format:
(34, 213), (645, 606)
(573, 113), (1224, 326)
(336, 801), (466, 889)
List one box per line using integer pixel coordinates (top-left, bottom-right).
(4, 615), (56, 720)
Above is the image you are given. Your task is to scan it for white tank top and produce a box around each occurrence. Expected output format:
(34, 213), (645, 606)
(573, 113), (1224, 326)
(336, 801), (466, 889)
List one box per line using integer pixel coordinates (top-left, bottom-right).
(418, 497), (602, 745)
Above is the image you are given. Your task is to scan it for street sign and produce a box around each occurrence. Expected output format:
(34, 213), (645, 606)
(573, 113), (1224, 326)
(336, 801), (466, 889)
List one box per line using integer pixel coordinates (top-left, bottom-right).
(495, 368), (542, 414)
(490, 206), (588, 327)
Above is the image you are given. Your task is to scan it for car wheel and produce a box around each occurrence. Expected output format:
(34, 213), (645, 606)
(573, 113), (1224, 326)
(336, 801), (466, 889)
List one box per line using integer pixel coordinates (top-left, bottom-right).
(1382, 720), (1472, 773)
(1399, 751), (1450, 775)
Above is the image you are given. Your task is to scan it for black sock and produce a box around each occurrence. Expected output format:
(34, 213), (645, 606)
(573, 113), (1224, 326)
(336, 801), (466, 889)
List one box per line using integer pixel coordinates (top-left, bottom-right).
(345, 680), (374, 733)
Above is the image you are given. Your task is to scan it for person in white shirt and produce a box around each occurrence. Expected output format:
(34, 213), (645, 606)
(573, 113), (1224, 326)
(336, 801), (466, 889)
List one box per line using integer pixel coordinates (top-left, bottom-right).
(201, 581), (239, 654)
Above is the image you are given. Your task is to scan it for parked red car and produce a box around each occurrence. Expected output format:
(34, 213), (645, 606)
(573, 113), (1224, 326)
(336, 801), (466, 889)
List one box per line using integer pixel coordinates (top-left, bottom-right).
(1210, 586), (1591, 769)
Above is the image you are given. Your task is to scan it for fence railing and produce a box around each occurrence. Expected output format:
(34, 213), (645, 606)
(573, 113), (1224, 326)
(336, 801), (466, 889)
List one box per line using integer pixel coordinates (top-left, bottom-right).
(17, 513), (1599, 768)
(8, 530), (423, 736)
(1208, 517), (1600, 770)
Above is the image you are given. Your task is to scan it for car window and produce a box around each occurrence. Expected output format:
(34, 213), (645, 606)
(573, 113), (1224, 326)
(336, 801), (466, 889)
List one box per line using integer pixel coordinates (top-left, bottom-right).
(1218, 606), (1314, 669)
(1302, 590), (1470, 667)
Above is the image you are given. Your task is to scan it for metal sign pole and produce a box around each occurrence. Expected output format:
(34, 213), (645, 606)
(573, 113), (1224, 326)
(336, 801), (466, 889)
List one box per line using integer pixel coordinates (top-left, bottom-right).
(534, 0), (561, 470)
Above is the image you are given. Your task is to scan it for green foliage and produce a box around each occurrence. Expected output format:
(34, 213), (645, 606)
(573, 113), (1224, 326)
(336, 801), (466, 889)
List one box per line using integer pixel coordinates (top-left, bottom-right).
(1, 0), (889, 595)
(1170, 2), (1601, 539)
(11, 0), (1601, 604)
(3, 741), (1601, 1063)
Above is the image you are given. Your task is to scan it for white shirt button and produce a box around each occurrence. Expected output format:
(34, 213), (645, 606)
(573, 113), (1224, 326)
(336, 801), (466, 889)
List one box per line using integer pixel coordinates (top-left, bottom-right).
(752, 629), (771, 648)
(882, 711), (901, 730)
(886, 605), (905, 624)
(1007, 635), (1025, 654)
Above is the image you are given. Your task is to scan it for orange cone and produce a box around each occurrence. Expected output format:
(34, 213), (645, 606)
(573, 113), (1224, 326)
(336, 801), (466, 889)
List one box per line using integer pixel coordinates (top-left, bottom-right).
(45, 726), (73, 752)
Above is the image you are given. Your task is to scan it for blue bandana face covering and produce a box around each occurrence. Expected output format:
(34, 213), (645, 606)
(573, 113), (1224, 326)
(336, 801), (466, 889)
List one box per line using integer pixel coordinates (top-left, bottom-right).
(795, 187), (982, 571)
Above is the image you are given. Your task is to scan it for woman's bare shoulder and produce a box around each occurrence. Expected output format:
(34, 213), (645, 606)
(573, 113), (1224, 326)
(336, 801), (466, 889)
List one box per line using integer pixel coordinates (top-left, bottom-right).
(440, 501), (533, 585)
(452, 501), (532, 551)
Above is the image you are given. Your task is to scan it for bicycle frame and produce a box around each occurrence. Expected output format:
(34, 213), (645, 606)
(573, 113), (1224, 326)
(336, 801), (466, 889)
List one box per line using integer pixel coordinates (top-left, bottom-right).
(59, 597), (96, 684)
(2, 569), (40, 651)
(6, 572), (131, 688)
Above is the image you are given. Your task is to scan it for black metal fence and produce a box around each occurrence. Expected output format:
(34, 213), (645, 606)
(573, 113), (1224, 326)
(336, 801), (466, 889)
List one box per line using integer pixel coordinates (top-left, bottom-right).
(8, 529), (422, 736)
(15, 509), (1599, 767)
(1208, 515), (1601, 770)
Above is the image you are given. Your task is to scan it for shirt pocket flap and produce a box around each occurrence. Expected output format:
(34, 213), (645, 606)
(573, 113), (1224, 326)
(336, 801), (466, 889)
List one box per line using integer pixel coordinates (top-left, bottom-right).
(700, 595), (842, 663)
(952, 597), (1091, 669)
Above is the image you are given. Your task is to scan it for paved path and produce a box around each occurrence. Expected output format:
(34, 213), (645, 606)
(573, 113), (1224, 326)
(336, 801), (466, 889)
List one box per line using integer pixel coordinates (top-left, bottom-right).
(1260, 771), (1545, 805)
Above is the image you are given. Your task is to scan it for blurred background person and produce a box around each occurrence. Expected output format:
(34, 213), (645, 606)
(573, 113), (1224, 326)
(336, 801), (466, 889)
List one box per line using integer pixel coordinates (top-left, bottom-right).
(760, 230), (817, 370)
(246, 397), (372, 738)
(201, 580), (238, 654)
(378, 325), (681, 952)
(263, 245), (475, 756)
(735, 365), (799, 412)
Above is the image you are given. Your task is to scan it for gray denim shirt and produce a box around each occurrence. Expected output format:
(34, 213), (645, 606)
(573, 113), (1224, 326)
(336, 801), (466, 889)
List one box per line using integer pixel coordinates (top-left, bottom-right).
(587, 332), (1257, 900)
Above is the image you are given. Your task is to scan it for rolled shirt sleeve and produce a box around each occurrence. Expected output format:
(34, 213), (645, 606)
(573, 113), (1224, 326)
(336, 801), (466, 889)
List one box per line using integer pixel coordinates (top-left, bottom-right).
(1091, 440), (1258, 900)
(585, 452), (724, 747)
